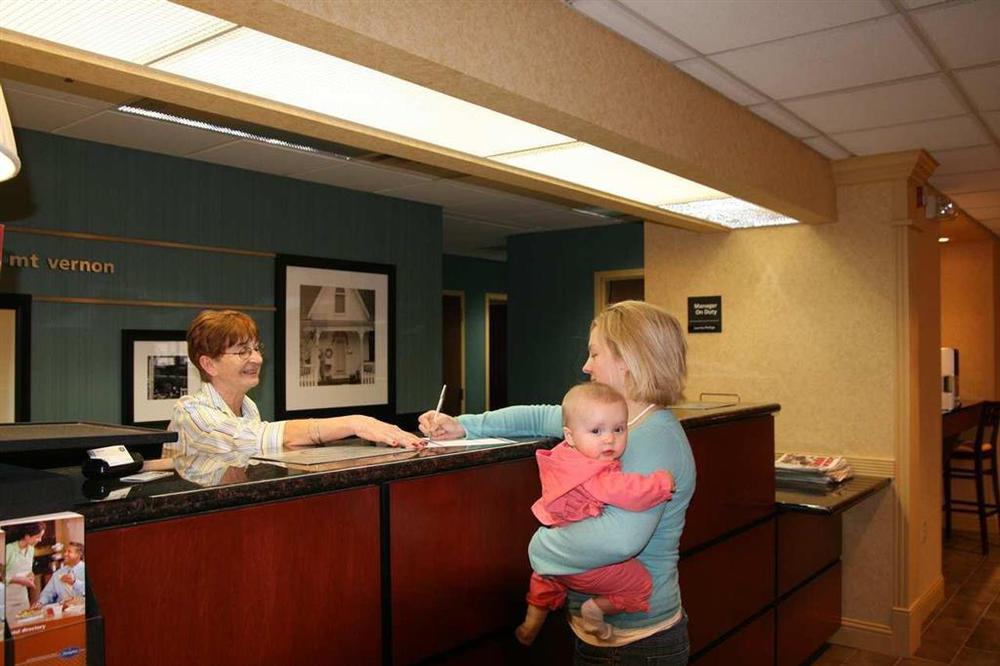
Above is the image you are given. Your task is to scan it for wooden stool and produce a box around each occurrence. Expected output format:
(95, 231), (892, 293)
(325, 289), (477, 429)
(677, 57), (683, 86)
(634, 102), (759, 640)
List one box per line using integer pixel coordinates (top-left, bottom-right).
(944, 401), (1000, 554)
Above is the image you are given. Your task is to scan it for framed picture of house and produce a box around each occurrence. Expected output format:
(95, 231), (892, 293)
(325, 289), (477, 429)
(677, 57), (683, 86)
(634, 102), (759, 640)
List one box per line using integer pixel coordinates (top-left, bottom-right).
(275, 254), (395, 420)
(0, 293), (31, 422)
(121, 330), (202, 427)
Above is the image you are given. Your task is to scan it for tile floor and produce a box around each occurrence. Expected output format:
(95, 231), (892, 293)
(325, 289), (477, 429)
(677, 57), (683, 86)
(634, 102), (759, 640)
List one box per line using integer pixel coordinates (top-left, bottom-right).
(811, 530), (1000, 666)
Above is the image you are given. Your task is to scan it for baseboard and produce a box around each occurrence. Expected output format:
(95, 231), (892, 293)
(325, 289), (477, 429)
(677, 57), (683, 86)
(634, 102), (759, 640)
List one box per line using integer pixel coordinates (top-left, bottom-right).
(831, 574), (944, 659)
(831, 617), (894, 655)
(887, 575), (945, 655)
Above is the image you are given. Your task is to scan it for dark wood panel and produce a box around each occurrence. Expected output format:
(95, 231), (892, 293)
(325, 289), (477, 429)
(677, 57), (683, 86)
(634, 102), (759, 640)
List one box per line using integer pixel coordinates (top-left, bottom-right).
(87, 488), (381, 666)
(691, 609), (774, 665)
(681, 416), (776, 552)
(390, 458), (541, 664)
(777, 563), (842, 666)
(679, 519), (776, 654)
(777, 512), (842, 596)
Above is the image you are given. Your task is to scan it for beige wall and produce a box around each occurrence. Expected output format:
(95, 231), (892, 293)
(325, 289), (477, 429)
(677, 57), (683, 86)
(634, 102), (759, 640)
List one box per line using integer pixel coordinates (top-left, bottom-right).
(941, 239), (1000, 401)
(645, 159), (943, 655)
(645, 182), (898, 459)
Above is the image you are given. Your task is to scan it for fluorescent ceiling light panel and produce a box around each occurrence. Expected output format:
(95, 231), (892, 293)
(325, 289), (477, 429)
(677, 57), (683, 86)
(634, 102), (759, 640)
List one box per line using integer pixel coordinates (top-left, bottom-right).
(659, 198), (798, 229)
(151, 28), (571, 158)
(490, 142), (727, 207)
(117, 105), (320, 153)
(0, 0), (234, 65)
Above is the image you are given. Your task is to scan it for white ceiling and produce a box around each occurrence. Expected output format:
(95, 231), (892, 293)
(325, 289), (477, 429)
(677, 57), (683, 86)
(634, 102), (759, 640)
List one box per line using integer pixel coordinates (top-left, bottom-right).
(4, 0), (998, 253)
(570, 0), (1000, 236)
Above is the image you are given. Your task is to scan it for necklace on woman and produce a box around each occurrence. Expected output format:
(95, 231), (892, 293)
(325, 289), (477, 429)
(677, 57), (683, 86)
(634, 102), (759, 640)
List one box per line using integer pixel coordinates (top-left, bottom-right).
(628, 403), (657, 427)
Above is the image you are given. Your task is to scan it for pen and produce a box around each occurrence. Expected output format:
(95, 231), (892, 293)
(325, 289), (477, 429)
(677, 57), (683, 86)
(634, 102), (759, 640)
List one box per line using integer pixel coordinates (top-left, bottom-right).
(431, 384), (447, 432)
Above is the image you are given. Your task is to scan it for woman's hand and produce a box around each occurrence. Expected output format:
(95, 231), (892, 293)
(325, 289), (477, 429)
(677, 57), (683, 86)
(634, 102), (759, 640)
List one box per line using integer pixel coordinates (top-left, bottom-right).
(418, 411), (466, 440)
(12, 573), (35, 589)
(353, 416), (425, 449)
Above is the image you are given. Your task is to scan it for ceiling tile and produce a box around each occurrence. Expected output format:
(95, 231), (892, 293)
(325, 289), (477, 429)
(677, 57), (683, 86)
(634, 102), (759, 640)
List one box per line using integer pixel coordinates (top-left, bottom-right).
(378, 179), (511, 209)
(294, 159), (432, 192)
(956, 63), (1000, 111)
(56, 110), (233, 157)
(951, 190), (1000, 209)
(507, 207), (618, 230)
(831, 115), (987, 154)
(900, 0), (948, 8)
(568, 0), (697, 62)
(985, 110), (1000, 136)
(748, 103), (816, 138)
(620, 0), (889, 54)
(930, 169), (1000, 195)
(932, 145), (1000, 175)
(912, 0), (1000, 68)
(441, 215), (529, 259)
(187, 139), (338, 175)
(4, 86), (104, 133)
(964, 205), (1000, 219)
(710, 15), (937, 100)
(673, 58), (767, 105)
(977, 218), (999, 235)
(803, 136), (852, 160)
(783, 76), (965, 134)
(449, 193), (561, 220)
(1, 79), (118, 110)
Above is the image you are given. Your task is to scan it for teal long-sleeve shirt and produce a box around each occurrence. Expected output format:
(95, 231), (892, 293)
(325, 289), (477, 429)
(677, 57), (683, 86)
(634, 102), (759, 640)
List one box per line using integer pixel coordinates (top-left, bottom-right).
(457, 405), (696, 629)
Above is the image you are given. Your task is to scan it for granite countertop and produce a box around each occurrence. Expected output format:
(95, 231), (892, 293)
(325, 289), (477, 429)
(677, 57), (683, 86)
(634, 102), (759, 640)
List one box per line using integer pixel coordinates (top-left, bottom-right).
(0, 402), (782, 530)
(775, 475), (892, 514)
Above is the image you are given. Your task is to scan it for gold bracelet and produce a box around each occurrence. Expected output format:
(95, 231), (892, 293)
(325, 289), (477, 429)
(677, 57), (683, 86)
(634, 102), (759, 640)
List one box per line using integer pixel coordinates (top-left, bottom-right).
(309, 419), (323, 445)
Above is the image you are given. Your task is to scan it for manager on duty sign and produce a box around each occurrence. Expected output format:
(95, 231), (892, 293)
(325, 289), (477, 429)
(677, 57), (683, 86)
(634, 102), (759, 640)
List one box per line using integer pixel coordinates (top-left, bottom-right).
(688, 296), (722, 333)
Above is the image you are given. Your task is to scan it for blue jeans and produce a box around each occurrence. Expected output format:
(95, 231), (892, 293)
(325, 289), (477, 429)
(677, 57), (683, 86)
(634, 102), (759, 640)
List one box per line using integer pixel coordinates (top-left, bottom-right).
(573, 613), (689, 666)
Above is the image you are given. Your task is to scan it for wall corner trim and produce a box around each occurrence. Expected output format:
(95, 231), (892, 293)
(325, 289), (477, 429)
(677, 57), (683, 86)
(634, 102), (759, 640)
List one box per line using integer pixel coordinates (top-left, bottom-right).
(832, 151), (939, 187)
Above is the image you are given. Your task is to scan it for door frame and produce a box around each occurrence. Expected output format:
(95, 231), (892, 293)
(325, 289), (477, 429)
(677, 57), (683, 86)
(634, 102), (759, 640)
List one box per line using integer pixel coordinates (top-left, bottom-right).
(593, 268), (645, 316)
(442, 290), (466, 414)
(484, 292), (507, 411)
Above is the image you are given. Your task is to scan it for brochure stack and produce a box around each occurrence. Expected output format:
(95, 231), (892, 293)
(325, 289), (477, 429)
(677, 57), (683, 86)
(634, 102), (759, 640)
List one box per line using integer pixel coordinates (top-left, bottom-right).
(775, 453), (854, 489)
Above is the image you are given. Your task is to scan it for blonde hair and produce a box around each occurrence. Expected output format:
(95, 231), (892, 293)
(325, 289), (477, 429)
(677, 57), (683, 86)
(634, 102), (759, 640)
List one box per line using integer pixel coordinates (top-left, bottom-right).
(562, 382), (627, 427)
(591, 300), (687, 405)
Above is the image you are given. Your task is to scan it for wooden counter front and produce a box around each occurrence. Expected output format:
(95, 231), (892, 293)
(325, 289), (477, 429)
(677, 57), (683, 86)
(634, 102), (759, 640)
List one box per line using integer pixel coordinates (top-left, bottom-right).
(87, 487), (381, 666)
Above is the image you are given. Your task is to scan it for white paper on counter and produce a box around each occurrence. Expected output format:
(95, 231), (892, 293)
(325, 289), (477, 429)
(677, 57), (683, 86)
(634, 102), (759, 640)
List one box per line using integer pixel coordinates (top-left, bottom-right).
(423, 437), (516, 448)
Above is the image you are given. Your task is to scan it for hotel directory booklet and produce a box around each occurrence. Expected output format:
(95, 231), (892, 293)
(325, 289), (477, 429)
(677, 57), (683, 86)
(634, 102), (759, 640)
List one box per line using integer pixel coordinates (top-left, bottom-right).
(1, 511), (87, 665)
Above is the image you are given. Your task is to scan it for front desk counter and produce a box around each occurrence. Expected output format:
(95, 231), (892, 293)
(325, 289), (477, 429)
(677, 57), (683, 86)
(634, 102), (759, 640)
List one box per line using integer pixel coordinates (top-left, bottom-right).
(2, 403), (786, 666)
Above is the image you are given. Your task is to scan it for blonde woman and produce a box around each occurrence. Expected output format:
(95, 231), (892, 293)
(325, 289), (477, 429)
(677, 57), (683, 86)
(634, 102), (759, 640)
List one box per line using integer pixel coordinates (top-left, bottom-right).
(420, 301), (696, 664)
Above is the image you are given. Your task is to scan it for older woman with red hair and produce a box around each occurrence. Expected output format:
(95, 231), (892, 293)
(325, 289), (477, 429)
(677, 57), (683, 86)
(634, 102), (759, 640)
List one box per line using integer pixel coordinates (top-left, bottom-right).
(165, 310), (420, 482)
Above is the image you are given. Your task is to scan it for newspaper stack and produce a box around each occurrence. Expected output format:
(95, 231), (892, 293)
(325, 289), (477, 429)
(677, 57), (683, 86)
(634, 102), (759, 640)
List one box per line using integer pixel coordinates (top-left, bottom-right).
(775, 453), (853, 489)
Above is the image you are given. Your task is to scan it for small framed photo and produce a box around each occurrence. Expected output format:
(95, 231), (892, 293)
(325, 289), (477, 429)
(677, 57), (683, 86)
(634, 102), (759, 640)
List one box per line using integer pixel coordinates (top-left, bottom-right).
(121, 330), (203, 427)
(275, 254), (395, 420)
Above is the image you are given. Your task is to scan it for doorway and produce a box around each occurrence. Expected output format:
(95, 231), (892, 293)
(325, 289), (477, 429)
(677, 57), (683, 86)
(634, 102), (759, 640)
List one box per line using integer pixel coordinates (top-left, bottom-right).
(442, 291), (465, 414)
(486, 293), (508, 410)
(593, 268), (644, 315)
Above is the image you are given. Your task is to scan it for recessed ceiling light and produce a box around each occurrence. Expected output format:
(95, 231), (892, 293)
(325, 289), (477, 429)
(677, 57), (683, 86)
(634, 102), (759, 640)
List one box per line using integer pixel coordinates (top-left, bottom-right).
(659, 198), (798, 229)
(938, 237), (950, 243)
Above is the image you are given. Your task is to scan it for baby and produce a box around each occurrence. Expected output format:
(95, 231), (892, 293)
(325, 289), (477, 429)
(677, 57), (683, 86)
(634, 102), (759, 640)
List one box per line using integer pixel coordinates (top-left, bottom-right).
(516, 382), (675, 645)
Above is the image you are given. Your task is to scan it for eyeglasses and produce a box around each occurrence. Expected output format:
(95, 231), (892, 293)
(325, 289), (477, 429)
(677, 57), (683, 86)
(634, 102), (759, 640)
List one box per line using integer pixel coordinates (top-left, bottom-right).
(221, 342), (264, 361)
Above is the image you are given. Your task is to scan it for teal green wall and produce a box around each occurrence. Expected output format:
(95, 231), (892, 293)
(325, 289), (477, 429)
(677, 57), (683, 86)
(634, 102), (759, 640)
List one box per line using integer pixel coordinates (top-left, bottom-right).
(442, 254), (506, 413)
(0, 129), (441, 422)
(507, 223), (643, 405)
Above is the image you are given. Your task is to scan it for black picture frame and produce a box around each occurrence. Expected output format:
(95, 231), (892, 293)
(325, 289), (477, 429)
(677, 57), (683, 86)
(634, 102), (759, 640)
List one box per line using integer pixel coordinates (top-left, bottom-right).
(275, 254), (395, 421)
(0, 293), (31, 422)
(121, 330), (202, 428)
